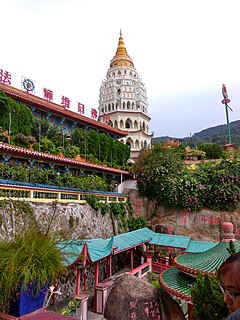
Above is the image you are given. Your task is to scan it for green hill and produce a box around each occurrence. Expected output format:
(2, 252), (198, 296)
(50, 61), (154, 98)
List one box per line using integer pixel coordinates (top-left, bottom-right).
(152, 120), (240, 147)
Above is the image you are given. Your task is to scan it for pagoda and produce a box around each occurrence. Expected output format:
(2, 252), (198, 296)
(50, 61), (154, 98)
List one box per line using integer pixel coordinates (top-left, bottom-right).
(98, 31), (153, 160)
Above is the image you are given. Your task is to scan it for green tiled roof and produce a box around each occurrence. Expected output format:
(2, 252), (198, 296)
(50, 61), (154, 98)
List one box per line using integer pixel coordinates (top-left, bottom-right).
(160, 267), (195, 301)
(149, 233), (190, 249)
(58, 240), (84, 266)
(175, 241), (240, 274)
(112, 227), (155, 253)
(184, 240), (217, 253)
(87, 237), (114, 262)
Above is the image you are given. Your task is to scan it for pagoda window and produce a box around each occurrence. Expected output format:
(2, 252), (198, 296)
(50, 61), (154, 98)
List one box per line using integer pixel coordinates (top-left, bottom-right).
(135, 140), (140, 149)
(105, 105), (107, 112)
(123, 102), (125, 109)
(117, 89), (121, 95)
(126, 137), (133, 148)
(112, 103), (114, 110)
(134, 120), (138, 129)
(124, 70), (127, 74)
(109, 120), (113, 127)
(114, 120), (118, 128)
(118, 71), (121, 75)
(144, 140), (147, 148)
(113, 72), (115, 77)
(127, 101), (130, 109)
(130, 71), (132, 76)
(125, 118), (132, 129)
(101, 108), (104, 113)
(120, 120), (124, 129)
(142, 122), (146, 131)
(132, 102), (134, 109)
(116, 102), (118, 109)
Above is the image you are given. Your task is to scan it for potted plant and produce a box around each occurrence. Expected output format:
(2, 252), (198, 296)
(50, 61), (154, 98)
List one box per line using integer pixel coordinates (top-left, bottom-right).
(0, 203), (66, 316)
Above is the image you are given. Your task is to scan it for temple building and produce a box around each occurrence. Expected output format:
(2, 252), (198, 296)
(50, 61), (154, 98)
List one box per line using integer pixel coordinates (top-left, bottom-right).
(98, 31), (153, 160)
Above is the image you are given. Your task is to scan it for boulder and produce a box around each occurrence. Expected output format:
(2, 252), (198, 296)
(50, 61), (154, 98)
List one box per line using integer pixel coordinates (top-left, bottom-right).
(104, 274), (185, 320)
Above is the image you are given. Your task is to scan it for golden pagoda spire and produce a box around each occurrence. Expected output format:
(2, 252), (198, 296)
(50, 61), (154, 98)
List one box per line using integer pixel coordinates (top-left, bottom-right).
(110, 31), (134, 68)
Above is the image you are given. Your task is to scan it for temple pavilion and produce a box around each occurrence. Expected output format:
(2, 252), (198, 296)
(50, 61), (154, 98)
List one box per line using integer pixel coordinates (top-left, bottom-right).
(160, 222), (240, 319)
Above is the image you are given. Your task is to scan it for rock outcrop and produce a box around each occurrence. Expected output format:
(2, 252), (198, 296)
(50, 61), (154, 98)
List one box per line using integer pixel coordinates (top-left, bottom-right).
(104, 274), (185, 320)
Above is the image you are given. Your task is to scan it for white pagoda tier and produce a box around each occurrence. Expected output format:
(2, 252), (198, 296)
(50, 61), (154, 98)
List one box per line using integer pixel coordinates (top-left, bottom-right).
(98, 31), (153, 160)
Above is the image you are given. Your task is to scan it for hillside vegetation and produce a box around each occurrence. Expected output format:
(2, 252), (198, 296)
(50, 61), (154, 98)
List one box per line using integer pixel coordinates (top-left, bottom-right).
(152, 120), (240, 147)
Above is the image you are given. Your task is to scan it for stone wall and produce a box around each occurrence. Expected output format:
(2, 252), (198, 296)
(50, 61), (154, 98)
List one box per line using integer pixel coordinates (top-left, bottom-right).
(125, 188), (240, 242)
(0, 201), (116, 241)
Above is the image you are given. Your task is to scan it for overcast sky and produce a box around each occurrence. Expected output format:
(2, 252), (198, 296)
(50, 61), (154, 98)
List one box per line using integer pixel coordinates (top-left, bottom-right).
(1, 0), (240, 138)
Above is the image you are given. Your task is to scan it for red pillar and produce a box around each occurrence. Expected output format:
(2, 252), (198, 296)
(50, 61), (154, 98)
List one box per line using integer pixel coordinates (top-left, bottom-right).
(75, 268), (81, 295)
(130, 249), (134, 270)
(82, 243), (87, 292)
(105, 257), (109, 278)
(109, 254), (112, 277)
(146, 244), (148, 257)
(188, 303), (194, 320)
(95, 261), (99, 286)
(124, 252), (127, 268)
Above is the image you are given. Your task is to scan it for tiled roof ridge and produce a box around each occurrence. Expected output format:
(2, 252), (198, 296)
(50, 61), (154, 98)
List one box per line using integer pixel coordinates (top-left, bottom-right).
(0, 83), (128, 136)
(0, 142), (129, 175)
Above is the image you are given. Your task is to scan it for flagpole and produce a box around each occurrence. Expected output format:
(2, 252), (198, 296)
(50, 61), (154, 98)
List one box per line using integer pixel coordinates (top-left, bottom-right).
(221, 84), (232, 144)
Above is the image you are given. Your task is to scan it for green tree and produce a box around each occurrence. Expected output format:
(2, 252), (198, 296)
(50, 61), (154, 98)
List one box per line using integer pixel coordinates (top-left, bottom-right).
(191, 272), (228, 320)
(127, 216), (147, 231)
(0, 91), (34, 136)
(198, 143), (225, 159)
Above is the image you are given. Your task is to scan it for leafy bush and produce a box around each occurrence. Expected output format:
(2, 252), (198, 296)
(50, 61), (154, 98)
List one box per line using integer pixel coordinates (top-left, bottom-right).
(133, 144), (240, 212)
(0, 201), (65, 313)
(0, 163), (109, 191)
(191, 272), (228, 320)
(198, 143), (225, 159)
(127, 217), (147, 231)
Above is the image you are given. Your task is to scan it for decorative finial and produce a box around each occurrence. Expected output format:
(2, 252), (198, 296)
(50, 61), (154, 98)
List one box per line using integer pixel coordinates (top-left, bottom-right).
(221, 222), (236, 242)
(120, 29), (122, 36)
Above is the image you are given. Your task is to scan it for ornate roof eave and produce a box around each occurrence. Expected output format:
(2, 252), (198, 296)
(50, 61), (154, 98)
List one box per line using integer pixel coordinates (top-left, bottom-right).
(128, 129), (153, 137)
(160, 268), (193, 302)
(0, 83), (128, 137)
(174, 241), (240, 276)
(0, 142), (130, 175)
(100, 110), (151, 121)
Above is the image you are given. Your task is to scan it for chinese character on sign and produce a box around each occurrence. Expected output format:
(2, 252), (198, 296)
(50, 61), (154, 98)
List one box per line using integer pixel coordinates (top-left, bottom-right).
(130, 312), (138, 320)
(181, 212), (187, 226)
(103, 113), (110, 124)
(167, 226), (173, 234)
(61, 96), (70, 109)
(143, 301), (160, 320)
(43, 88), (53, 101)
(0, 69), (12, 85)
(214, 216), (221, 225)
(201, 215), (207, 224)
(129, 302), (137, 309)
(135, 197), (141, 216)
(208, 216), (213, 225)
(91, 108), (98, 119)
(78, 102), (85, 115)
